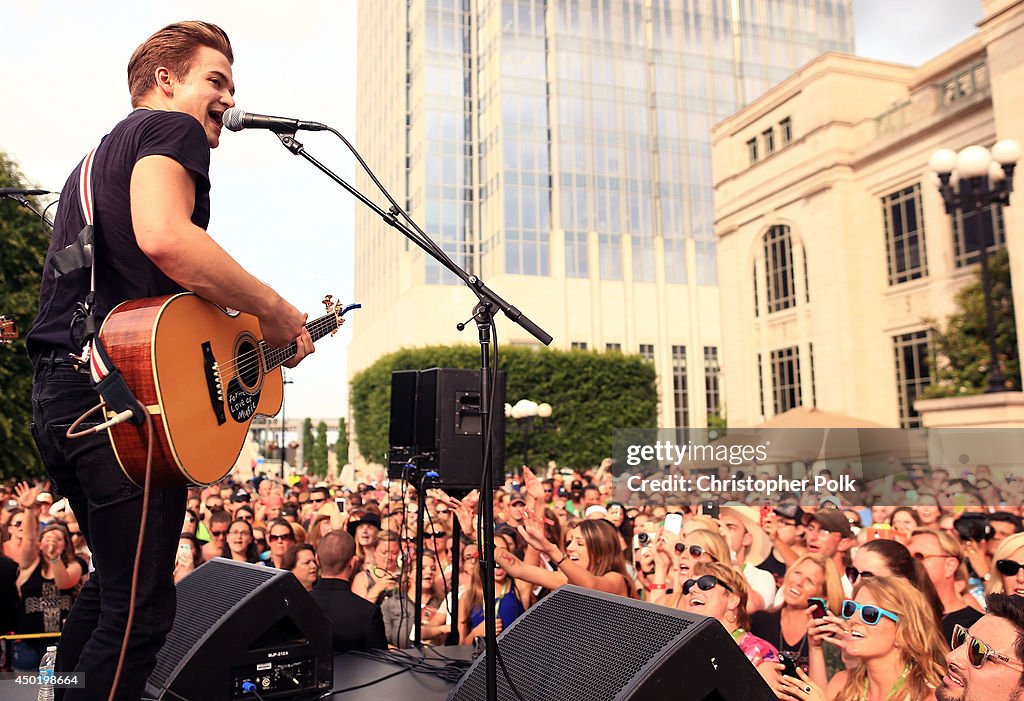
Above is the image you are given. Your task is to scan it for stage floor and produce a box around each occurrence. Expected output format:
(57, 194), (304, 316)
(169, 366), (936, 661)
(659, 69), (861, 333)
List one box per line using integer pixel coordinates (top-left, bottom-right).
(4, 646), (471, 700)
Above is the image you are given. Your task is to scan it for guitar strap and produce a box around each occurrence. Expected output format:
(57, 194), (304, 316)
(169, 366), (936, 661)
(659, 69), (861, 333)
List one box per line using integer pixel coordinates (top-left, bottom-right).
(52, 145), (145, 426)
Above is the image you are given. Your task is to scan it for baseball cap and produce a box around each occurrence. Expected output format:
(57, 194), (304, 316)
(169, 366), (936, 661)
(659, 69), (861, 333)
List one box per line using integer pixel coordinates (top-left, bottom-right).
(773, 503), (804, 523)
(802, 509), (854, 539)
(510, 496), (526, 506)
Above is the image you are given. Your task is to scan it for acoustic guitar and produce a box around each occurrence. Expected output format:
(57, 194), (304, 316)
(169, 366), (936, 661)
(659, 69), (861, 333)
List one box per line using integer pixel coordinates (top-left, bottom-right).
(98, 293), (359, 487)
(0, 316), (18, 343)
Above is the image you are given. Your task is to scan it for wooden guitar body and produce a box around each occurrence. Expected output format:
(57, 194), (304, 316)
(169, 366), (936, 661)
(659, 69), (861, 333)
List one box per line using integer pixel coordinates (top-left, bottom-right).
(99, 293), (283, 487)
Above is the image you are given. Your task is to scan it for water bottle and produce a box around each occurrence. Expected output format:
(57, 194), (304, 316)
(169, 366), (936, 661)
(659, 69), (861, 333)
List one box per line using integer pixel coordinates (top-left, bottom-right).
(37, 645), (57, 701)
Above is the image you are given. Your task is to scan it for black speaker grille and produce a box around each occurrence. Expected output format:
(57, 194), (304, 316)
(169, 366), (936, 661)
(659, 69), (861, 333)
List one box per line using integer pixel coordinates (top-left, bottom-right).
(450, 587), (694, 701)
(150, 560), (279, 687)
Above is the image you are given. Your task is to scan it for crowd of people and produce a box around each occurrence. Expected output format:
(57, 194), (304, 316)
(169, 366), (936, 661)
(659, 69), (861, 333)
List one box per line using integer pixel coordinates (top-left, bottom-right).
(2, 460), (1024, 700)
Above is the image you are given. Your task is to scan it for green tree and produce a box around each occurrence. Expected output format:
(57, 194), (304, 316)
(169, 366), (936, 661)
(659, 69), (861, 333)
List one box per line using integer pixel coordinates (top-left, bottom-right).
(924, 248), (1020, 397)
(335, 417), (349, 465)
(313, 420), (329, 478)
(301, 417), (314, 471)
(0, 153), (51, 478)
(350, 345), (658, 469)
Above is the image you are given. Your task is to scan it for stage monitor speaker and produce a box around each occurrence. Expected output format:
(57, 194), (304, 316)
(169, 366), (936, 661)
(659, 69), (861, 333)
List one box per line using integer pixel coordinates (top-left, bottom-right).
(447, 585), (775, 701)
(388, 367), (505, 489)
(146, 558), (332, 700)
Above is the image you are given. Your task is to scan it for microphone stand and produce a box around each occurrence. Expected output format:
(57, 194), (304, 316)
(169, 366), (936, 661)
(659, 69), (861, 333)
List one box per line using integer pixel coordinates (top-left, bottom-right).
(273, 131), (552, 701)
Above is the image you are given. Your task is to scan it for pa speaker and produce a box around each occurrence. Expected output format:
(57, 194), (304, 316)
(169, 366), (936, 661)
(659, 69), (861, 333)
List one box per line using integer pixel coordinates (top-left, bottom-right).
(388, 367), (505, 489)
(447, 585), (775, 701)
(146, 558), (332, 700)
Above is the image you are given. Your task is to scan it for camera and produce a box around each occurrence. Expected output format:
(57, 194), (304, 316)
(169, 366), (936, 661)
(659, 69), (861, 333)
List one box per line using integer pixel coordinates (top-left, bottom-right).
(954, 513), (993, 542)
(636, 532), (651, 546)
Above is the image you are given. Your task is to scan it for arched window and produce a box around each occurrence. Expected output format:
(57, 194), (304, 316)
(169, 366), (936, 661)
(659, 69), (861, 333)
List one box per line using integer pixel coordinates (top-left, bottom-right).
(763, 225), (795, 312)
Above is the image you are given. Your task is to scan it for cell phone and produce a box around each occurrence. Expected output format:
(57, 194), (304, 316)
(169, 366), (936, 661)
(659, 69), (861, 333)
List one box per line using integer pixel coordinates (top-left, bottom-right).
(700, 500), (720, 520)
(632, 534), (641, 550)
(808, 597), (828, 619)
(779, 652), (799, 678)
(664, 513), (683, 535)
(335, 497), (346, 512)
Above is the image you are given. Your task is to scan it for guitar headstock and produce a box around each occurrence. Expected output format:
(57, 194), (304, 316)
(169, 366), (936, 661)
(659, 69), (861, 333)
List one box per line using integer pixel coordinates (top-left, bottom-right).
(321, 296), (362, 336)
(0, 316), (18, 344)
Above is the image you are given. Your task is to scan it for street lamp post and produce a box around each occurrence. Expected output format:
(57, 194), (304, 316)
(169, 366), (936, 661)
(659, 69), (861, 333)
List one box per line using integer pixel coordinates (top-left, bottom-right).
(504, 399), (553, 468)
(929, 139), (1021, 393)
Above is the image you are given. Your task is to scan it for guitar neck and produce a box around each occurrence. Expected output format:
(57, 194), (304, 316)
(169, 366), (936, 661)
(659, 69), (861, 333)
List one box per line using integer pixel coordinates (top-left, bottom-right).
(261, 313), (339, 371)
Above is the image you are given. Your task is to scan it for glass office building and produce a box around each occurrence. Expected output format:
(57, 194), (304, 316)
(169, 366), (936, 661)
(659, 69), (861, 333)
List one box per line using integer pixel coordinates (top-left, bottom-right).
(352, 0), (853, 430)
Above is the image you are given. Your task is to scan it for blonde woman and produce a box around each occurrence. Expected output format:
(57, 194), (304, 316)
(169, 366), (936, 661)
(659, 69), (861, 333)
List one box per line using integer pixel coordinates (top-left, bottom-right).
(987, 531), (1024, 597)
(649, 528), (731, 608)
(683, 561), (779, 663)
(782, 576), (946, 701)
(750, 554), (844, 678)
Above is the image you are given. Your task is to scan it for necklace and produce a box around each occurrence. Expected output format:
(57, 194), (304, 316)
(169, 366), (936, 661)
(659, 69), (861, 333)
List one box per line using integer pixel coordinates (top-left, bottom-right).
(778, 609), (808, 660)
(861, 662), (910, 701)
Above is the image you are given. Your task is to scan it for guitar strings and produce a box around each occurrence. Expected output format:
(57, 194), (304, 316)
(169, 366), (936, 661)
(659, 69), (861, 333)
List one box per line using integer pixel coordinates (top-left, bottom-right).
(213, 314), (339, 380)
(215, 315), (336, 378)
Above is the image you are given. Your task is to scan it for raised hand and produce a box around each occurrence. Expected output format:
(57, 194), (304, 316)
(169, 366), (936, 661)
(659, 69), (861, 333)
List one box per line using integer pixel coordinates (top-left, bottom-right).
(522, 466), (545, 501)
(814, 612), (852, 650)
(14, 481), (39, 509)
(517, 521), (554, 554)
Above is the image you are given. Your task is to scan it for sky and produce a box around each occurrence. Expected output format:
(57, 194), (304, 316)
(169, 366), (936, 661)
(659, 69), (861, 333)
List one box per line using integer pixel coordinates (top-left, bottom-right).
(0, 0), (985, 421)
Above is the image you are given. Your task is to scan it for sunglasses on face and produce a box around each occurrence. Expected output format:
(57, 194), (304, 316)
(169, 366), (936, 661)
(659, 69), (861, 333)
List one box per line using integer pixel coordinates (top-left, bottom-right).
(682, 574), (733, 596)
(310, 497), (326, 503)
(69, 531), (82, 537)
(844, 566), (874, 583)
(996, 560), (1024, 577)
(912, 551), (950, 562)
(426, 532), (448, 539)
(841, 600), (900, 625)
(268, 533), (293, 543)
(674, 543), (714, 560)
(952, 624), (1024, 669)
(210, 530), (227, 538)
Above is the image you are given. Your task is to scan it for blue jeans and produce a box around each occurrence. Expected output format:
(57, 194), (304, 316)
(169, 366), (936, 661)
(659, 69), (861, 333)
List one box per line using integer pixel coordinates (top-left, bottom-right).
(31, 356), (185, 700)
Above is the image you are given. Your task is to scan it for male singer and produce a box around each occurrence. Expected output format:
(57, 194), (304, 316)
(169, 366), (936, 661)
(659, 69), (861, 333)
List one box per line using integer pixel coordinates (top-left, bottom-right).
(26, 21), (313, 699)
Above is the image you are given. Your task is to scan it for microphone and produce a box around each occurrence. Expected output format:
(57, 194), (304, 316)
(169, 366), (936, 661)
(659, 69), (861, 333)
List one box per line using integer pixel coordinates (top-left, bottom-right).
(222, 107), (328, 133)
(0, 188), (51, 196)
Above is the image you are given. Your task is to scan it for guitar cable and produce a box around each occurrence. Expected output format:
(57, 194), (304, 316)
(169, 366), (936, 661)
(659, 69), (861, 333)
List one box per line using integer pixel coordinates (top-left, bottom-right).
(66, 397), (156, 701)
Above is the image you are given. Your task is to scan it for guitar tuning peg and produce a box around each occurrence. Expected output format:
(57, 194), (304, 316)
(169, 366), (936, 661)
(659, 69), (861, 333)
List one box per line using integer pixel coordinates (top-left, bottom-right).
(322, 294), (334, 311)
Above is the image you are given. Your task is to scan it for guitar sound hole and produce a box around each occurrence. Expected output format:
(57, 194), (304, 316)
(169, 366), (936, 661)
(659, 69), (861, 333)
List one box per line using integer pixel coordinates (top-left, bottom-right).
(236, 339), (262, 390)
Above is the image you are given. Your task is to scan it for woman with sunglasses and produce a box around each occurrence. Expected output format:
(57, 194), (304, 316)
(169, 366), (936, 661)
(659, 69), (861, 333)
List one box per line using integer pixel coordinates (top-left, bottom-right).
(848, 539), (943, 626)
(750, 554), (844, 678)
(986, 532), (1024, 598)
(263, 518), (297, 569)
(649, 528), (730, 608)
(683, 561), (779, 663)
(781, 576), (946, 701)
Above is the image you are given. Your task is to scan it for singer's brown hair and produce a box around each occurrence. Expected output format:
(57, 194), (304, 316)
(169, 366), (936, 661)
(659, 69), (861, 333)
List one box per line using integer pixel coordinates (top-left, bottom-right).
(128, 21), (234, 107)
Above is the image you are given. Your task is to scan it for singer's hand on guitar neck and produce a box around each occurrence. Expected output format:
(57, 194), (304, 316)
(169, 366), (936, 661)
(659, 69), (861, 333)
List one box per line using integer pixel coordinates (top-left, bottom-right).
(260, 295), (314, 366)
